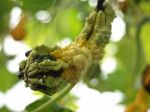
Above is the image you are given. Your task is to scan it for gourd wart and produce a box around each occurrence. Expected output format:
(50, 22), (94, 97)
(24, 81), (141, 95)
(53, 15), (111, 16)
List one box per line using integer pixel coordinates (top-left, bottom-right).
(18, 1), (116, 95)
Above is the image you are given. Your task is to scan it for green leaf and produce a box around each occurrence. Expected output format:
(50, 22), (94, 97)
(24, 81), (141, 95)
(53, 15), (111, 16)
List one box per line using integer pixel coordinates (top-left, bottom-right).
(84, 37), (136, 90)
(55, 9), (82, 39)
(26, 96), (74, 112)
(21, 0), (54, 13)
(0, 52), (19, 92)
(0, 0), (13, 37)
(25, 21), (59, 47)
(83, 38), (140, 104)
(0, 0), (13, 14)
(0, 67), (18, 92)
(116, 37), (137, 74)
(0, 106), (11, 112)
(139, 1), (150, 14)
(60, 94), (78, 111)
(24, 8), (83, 47)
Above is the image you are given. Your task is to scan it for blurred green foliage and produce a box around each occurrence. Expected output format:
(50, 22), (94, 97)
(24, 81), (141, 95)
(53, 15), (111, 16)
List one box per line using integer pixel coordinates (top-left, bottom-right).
(0, 0), (150, 111)
(0, 106), (11, 112)
(0, 51), (19, 92)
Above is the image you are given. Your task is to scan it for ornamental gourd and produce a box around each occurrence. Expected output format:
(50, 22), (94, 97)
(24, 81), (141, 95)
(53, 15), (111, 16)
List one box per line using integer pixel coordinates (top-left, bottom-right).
(18, 2), (116, 95)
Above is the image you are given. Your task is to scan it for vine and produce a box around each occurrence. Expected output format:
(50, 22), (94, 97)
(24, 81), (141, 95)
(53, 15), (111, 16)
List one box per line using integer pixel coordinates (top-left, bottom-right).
(134, 16), (150, 75)
(32, 84), (75, 112)
(125, 16), (150, 112)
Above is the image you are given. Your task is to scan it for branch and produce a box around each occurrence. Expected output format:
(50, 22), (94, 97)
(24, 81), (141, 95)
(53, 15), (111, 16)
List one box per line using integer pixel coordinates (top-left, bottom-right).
(32, 84), (75, 112)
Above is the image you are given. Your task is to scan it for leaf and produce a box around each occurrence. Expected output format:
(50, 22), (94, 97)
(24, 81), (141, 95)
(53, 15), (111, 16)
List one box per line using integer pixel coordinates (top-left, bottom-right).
(24, 8), (82, 47)
(26, 96), (74, 112)
(60, 94), (78, 111)
(84, 38), (136, 89)
(0, 0), (13, 37)
(0, 68), (18, 92)
(116, 37), (137, 74)
(0, 106), (11, 112)
(83, 37), (141, 104)
(0, 52), (19, 92)
(21, 0), (54, 13)
(24, 20), (60, 47)
(139, 1), (150, 14)
(0, 0), (13, 14)
(55, 9), (82, 39)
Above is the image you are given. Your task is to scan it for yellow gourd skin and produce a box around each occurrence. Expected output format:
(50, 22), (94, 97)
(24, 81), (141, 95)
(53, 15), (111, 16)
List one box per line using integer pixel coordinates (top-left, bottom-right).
(18, 2), (116, 95)
(51, 3), (116, 83)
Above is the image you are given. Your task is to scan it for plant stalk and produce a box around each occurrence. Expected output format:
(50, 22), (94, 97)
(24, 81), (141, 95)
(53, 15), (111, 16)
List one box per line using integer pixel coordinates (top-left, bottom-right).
(32, 84), (75, 112)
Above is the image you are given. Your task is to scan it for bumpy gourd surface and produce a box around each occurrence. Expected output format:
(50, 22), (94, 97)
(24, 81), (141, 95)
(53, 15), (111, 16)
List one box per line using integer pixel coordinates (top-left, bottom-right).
(19, 2), (116, 95)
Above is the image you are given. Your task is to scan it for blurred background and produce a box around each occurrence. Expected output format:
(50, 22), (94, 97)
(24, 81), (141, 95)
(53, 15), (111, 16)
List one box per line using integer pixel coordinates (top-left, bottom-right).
(0, 0), (150, 112)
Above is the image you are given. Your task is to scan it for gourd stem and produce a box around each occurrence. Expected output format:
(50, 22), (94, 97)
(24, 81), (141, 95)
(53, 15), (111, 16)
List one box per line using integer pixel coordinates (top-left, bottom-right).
(96, 0), (105, 11)
(32, 84), (75, 112)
